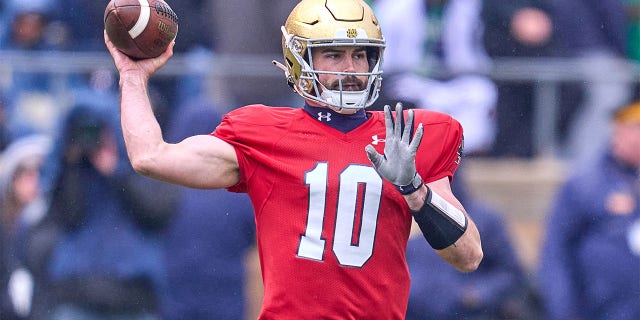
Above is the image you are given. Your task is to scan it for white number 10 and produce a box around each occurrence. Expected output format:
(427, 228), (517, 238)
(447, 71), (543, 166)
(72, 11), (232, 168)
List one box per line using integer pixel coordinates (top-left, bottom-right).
(297, 163), (383, 267)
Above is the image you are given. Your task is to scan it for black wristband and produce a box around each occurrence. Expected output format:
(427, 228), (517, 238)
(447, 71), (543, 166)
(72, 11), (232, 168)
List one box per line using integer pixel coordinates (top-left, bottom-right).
(395, 173), (423, 195)
(412, 187), (467, 250)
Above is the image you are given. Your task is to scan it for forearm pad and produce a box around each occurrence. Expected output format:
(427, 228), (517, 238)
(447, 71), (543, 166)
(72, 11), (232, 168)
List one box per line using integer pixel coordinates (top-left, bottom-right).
(412, 188), (468, 250)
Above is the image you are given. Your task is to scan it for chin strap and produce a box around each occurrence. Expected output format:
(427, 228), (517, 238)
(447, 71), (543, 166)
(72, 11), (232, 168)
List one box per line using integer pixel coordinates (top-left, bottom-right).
(275, 25), (296, 84)
(272, 60), (288, 74)
(272, 60), (296, 92)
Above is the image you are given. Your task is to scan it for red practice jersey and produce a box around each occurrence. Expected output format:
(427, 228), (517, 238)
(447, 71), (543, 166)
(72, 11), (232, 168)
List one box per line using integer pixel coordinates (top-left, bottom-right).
(212, 105), (463, 319)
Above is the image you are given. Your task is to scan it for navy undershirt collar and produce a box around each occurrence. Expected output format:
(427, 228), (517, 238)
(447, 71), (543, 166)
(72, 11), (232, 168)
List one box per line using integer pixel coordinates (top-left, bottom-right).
(303, 103), (368, 133)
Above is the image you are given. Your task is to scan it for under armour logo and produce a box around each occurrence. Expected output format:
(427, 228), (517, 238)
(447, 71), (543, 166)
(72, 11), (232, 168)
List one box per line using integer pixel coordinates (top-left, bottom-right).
(371, 135), (385, 145)
(318, 112), (332, 121)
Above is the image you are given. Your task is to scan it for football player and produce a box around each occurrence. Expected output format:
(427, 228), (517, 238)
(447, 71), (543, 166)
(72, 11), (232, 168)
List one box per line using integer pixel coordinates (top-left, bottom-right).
(104, 0), (482, 318)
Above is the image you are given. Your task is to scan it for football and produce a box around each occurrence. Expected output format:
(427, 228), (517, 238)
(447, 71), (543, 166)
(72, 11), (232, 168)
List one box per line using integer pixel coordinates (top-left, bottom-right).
(104, 0), (179, 59)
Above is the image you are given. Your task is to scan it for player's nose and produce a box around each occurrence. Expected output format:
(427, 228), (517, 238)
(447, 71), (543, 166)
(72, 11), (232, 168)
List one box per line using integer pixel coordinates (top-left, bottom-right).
(343, 56), (358, 73)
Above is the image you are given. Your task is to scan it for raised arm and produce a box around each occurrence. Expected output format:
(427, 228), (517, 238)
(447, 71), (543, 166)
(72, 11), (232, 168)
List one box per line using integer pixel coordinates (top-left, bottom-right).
(104, 31), (239, 189)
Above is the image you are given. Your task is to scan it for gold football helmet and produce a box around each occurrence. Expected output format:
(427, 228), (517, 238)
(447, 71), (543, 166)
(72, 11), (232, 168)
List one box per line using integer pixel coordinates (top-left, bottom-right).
(274, 0), (385, 109)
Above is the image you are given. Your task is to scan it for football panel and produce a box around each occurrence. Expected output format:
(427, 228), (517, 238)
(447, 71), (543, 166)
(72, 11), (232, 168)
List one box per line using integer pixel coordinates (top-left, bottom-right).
(103, 0), (116, 22)
(104, 9), (138, 54)
(132, 11), (178, 58)
(104, 3), (151, 59)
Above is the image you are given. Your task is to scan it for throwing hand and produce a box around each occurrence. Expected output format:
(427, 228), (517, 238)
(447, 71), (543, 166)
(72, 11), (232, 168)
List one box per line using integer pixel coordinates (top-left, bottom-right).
(365, 103), (424, 193)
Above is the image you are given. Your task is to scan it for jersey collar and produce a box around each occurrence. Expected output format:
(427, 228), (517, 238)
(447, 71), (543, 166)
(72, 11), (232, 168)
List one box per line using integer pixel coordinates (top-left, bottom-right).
(303, 103), (368, 133)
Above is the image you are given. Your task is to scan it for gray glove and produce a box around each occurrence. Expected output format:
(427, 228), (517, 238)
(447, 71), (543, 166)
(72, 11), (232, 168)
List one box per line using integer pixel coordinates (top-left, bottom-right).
(365, 103), (424, 194)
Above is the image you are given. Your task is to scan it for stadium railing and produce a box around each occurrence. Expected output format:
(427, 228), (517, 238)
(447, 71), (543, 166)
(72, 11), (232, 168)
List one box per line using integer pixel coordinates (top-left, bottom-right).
(2, 50), (640, 158)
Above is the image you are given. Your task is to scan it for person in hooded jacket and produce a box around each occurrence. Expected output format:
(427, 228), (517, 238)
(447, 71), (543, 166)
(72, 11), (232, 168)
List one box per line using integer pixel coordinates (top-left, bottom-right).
(537, 100), (640, 320)
(23, 103), (179, 320)
(0, 135), (50, 319)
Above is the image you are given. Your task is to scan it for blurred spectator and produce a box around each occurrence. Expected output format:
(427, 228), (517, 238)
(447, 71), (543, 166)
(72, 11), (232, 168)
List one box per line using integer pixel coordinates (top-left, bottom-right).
(624, 0), (640, 100)
(46, 0), (128, 120)
(373, 0), (498, 155)
(626, 0), (640, 63)
(481, 0), (556, 158)
(54, 0), (215, 120)
(209, 0), (302, 108)
(168, 0), (214, 53)
(160, 101), (257, 320)
(483, 0), (554, 57)
(54, 0), (107, 51)
(22, 103), (179, 320)
(1, 225), (20, 320)
(163, 0), (216, 111)
(0, 95), (12, 151)
(537, 101), (640, 320)
(0, 0), (60, 50)
(0, 0), (70, 142)
(0, 134), (51, 243)
(405, 165), (539, 319)
(0, 135), (51, 319)
(549, 0), (634, 165)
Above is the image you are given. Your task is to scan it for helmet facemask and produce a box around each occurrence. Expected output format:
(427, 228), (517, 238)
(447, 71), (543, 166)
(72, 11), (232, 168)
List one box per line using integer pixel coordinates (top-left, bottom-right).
(275, 0), (386, 110)
(283, 28), (384, 110)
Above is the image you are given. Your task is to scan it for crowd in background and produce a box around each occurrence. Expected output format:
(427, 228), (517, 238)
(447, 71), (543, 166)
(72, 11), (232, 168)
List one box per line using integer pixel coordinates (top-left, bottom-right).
(0, 0), (639, 319)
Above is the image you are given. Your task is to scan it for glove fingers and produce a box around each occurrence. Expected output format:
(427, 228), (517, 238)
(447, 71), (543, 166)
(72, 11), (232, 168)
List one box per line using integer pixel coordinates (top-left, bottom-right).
(402, 109), (414, 144)
(394, 102), (403, 139)
(409, 123), (424, 153)
(365, 144), (385, 168)
(383, 105), (394, 137)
